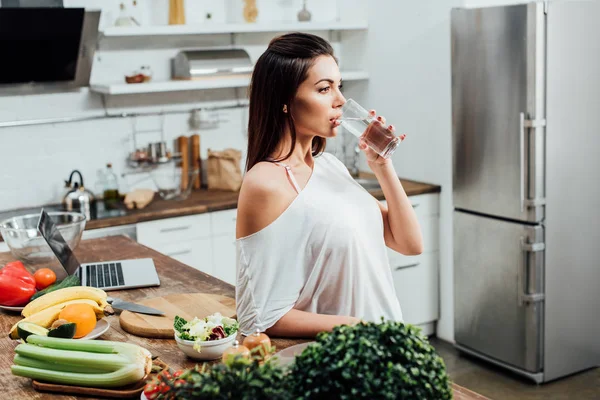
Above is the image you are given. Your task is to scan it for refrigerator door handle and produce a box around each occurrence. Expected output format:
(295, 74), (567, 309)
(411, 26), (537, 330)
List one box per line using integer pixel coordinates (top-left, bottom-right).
(520, 113), (526, 213)
(520, 113), (547, 212)
(518, 237), (546, 306)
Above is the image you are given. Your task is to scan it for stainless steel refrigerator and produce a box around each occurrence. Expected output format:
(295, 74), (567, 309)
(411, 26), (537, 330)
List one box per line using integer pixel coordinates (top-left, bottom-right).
(451, 1), (600, 384)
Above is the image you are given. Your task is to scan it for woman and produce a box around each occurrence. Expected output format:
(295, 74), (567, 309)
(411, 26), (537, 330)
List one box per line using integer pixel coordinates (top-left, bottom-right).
(235, 32), (423, 338)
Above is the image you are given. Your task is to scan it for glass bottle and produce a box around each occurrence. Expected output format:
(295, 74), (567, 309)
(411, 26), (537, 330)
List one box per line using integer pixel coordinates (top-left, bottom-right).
(103, 163), (121, 210)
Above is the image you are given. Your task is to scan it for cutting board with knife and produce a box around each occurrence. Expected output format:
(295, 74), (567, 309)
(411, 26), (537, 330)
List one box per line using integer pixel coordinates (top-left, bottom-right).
(119, 293), (236, 338)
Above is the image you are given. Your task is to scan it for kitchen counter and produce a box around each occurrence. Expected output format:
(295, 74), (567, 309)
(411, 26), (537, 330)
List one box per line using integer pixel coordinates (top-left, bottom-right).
(0, 177), (441, 242)
(0, 236), (485, 400)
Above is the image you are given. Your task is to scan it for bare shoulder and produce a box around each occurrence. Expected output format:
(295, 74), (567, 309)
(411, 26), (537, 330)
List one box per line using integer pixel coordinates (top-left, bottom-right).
(236, 162), (296, 239)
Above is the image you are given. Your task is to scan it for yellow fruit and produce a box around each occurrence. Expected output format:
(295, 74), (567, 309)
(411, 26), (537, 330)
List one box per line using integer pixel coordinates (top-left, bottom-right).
(9, 307), (62, 339)
(22, 286), (107, 318)
(59, 303), (97, 339)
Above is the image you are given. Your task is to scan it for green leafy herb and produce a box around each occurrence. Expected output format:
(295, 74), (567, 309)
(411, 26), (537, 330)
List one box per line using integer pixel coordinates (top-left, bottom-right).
(223, 320), (239, 337)
(288, 319), (453, 400)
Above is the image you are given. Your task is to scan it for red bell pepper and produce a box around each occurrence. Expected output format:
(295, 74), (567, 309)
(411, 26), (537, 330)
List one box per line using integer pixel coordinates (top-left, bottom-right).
(0, 261), (36, 306)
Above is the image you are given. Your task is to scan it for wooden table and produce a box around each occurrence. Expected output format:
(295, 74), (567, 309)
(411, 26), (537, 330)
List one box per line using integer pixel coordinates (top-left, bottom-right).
(0, 236), (485, 399)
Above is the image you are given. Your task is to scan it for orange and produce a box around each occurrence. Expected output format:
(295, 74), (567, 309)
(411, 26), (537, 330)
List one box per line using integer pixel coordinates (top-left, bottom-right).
(58, 304), (97, 338)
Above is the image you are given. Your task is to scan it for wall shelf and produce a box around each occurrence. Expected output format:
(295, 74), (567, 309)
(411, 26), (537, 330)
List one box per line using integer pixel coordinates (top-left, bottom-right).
(90, 70), (369, 95)
(101, 21), (368, 38)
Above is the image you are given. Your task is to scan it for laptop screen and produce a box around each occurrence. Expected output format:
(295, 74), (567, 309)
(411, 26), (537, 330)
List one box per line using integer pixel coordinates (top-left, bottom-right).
(37, 209), (81, 276)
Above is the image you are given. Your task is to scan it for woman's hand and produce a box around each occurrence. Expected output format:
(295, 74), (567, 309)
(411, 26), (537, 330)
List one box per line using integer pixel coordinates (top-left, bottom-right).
(359, 110), (406, 166)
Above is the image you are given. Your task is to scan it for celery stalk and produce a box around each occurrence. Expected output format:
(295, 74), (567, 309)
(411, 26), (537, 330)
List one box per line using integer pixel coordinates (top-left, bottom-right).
(13, 355), (108, 374)
(10, 335), (153, 388)
(15, 344), (131, 371)
(26, 334), (138, 354)
(11, 364), (145, 388)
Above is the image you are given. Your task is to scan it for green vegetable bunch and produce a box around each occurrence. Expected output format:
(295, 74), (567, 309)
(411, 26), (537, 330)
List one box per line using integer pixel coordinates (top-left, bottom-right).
(147, 358), (289, 400)
(288, 320), (453, 400)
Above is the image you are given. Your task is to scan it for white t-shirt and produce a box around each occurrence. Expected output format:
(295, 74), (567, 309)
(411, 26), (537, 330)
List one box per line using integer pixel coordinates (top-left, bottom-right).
(235, 152), (403, 335)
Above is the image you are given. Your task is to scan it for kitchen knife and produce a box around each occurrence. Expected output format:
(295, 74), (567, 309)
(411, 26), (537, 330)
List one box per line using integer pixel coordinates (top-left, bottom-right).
(106, 297), (165, 316)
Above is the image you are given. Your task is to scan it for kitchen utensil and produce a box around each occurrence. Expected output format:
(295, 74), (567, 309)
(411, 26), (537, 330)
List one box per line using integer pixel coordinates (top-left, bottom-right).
(0, 211), (85, 264)
(191, 134), (201, 189)
(177, 136), (189, 190)
(107, 297), (164, 316)
(168, 0), (185, 25)
(156, 141), (168, 162)
(147, 143), (158, 163)
(119, 293), (236, 338)
(31, 358), (169, 399)
(63, 170), (97, 220)
(149, 161), (197, 201)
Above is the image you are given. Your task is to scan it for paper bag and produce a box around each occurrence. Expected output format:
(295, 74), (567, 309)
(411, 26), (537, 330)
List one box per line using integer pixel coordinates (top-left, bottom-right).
(207, 148), (243, 191)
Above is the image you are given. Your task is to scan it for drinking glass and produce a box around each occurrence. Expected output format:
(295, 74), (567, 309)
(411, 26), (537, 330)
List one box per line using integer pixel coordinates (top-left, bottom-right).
(338, 99), (401, 159)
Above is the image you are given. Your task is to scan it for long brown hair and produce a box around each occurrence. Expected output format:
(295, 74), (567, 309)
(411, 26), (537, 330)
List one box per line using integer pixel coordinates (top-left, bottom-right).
(245, 32), (336, 171)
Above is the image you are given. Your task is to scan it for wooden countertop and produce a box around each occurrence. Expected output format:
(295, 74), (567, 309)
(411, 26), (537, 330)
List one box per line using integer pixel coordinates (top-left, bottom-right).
(0, 236), (486, 400)
(0, 177), (441, 241)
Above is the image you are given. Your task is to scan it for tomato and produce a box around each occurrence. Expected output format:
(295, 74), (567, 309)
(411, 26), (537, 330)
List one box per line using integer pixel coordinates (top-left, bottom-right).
(172, 370), (183, 378)
(159, 382), (170, 393)
(33, 268), (56, 290)
(143, 383), (160, 400)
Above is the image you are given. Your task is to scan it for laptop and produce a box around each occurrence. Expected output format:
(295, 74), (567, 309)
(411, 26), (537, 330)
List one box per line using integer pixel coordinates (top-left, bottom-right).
(38, 209), (160, 291)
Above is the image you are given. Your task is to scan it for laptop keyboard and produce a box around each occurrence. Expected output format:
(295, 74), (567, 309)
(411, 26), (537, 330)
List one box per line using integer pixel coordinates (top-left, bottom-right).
(85, 263), (125, 288)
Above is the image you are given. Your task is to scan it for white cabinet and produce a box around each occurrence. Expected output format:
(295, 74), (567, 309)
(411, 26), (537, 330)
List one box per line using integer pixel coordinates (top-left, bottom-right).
(158, 239), (213, 276)
(136, 210), (238, 285)
(212, 235), (237, 285)
(137, 214), (211, 247)
(381, 193), (441, 328)
(137, 214), (214, 276)
(210, 209), (238, 285)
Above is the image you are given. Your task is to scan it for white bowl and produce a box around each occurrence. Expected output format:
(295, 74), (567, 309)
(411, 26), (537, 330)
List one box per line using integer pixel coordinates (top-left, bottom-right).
(174, 333), (236, 360)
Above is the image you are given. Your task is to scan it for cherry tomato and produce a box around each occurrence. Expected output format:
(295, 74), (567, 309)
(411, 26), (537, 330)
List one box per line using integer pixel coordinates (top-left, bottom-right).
(33, 268), (56, 290)
(143, 383), (160, 400)
(172, 370), (183, 378)
(159, 382), (170, 393)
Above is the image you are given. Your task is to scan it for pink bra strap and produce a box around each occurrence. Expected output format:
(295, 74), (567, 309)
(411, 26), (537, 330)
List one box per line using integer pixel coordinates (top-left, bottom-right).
(270, 161), (301, 194)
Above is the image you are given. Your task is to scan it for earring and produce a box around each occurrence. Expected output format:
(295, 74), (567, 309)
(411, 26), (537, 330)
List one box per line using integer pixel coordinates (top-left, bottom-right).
(283, 104), (288, 113)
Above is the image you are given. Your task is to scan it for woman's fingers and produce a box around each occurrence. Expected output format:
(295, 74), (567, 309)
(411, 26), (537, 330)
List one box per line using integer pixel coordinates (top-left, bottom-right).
(377, 115), (387, 125)
(359, 138), (368, 150)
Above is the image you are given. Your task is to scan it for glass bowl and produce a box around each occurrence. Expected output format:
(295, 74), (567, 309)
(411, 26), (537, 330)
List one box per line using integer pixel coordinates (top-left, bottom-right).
(150, 162), (198, 201)
(0, 211), (86, 263)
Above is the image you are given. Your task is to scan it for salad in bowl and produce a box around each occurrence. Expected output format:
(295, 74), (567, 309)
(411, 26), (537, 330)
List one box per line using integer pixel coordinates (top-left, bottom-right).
(173, 313), (239, 360)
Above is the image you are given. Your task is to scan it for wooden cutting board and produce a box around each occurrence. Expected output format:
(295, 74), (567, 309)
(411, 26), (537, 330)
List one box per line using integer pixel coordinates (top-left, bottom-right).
(119, 293), (236, 338)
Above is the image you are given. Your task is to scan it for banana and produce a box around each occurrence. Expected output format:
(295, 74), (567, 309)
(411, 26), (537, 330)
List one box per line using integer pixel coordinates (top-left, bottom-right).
(9, 306), (62, 339)
(9, 298), (114, 339)
(22, 286), (108, 318)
